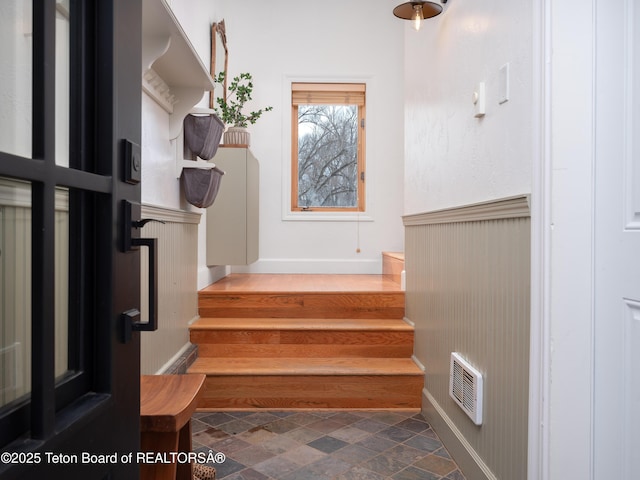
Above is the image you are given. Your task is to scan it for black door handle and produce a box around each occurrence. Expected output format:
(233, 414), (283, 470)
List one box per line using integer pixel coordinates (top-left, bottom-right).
(119, 200), (160, 343)
(120, 237), (158, 343)
(132, 237), (158, 332)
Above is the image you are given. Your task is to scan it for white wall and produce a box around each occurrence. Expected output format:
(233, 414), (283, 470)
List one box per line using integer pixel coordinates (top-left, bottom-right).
(212, 0), (406, 274)
(403, 0), (533, 215)
(143, 0), (406, 277)
(402, 0), (536, 477)
(166, 0), (214, 68)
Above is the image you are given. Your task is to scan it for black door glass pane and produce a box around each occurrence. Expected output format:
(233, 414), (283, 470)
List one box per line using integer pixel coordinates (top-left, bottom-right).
(0, 1), (33, 159)
(0, 178), (32, 410)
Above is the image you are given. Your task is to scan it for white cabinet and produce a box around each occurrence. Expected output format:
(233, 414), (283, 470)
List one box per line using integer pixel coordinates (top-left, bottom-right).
(206, 148), (259, 265)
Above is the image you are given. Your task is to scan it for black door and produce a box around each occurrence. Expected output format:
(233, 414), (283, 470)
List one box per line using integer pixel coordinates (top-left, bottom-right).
(0, 1), (143, 478)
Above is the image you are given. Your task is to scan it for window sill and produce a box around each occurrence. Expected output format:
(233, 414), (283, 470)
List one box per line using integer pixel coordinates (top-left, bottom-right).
(283, 211), (373, 222)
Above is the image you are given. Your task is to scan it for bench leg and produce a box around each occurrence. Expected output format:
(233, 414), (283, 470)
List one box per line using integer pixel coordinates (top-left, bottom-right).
(140, 431), (178, 480)
(176, 420), (194, 480)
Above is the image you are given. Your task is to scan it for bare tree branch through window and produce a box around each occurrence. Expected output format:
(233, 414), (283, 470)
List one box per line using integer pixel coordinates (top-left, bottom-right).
(291, 82), (366, 212)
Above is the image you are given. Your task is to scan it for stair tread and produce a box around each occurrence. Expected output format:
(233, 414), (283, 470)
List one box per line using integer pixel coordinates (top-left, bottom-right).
(188, 357), (423, 376)
(199, 274), (403, 293)
(190, 317), (413, 331)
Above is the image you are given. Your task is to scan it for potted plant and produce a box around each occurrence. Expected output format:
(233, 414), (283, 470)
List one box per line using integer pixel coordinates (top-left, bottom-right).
(213, 71), (273, 146)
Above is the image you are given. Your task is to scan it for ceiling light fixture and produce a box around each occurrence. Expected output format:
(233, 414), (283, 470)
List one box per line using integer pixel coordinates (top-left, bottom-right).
(393, 1), (447, 31)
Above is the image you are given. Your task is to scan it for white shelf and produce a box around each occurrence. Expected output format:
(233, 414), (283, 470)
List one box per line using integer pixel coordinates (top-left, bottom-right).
(176, 159), (219, 179)
(142, 0), (216, 138)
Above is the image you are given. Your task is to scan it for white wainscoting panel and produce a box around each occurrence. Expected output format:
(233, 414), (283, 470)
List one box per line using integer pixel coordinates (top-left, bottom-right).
(140, 204), (201, 374)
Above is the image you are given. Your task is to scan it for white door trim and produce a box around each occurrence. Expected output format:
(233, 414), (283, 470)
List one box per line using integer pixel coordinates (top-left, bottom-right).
(529, 0), (598, 479)
(528, 0), (552, 477)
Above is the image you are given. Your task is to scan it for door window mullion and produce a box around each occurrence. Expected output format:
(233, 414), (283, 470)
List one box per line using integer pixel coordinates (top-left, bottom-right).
(30, 0), (57, 441)
(32, 0), (56, 164)
(30, 184), (56, 440)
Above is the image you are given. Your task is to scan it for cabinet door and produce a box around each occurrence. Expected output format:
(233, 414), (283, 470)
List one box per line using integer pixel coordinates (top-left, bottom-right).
(206, 148), (259, 265)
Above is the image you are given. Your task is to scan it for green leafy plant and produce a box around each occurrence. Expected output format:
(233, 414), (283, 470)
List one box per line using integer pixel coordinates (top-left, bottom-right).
(213, 72), (273, 128)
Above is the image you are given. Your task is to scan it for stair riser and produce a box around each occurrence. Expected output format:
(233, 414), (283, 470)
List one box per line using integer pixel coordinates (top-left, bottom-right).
(192, 329), (414, 358)
(382, 252), (405, 285)
(190, 330), (414, 346)
(196, 375), (422, 410)
(198, 293), (404, 319)
(196, 344), (414, 358)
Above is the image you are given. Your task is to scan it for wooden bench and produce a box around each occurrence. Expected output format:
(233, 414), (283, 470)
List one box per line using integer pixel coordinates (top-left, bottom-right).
(140, 374), (205, 480)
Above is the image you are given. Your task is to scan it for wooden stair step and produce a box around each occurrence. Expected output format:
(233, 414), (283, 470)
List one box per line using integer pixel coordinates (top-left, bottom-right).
(191, 274), (418, 409)
(195, 375), (423, 410)
(190, 318), (413, 346)
(199, 273), (403, 292)
(188, 357), (423, 376)
(190, 317), (413, 331)
(197, 291), (405, 319)
(189, 357), (423, 409)
(195, 344), (414, 358)
(190, 318), (415, 358)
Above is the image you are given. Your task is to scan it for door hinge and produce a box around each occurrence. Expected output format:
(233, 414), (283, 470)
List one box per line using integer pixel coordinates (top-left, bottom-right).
(360, 171), (365, 182)
(361, 118), (365, 129)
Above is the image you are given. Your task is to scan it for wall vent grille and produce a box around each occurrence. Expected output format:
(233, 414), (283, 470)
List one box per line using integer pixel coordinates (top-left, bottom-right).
(449, 352), (483, 425)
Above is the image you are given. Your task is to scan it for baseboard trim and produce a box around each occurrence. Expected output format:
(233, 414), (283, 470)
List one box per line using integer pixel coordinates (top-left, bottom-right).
(157, 343), (198, 375)
(422, 388), (496, 480)
(403, 316), (415, 327)
(411, 355), (426, 373)
(230, 258), (382, 274)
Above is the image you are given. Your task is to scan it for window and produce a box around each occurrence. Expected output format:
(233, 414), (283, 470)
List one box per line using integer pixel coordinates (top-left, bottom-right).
(291, 82), (366, 212)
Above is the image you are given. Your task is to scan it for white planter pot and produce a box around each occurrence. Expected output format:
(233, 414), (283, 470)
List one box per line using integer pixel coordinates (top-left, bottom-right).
(223, 126), (250, 146)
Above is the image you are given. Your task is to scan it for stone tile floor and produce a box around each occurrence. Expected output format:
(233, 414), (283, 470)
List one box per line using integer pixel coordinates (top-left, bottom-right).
(192, 410), (467, 480)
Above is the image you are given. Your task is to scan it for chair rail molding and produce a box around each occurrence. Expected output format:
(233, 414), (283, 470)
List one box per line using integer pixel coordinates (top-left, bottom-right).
(403, 195), (530, 226)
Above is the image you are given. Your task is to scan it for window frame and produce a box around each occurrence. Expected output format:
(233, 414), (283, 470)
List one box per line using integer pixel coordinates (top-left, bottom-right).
(290, 82), (366, 213)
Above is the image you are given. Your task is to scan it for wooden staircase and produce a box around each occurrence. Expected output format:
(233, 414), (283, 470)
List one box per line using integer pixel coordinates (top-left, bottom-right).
(187, 273), (422, 410)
